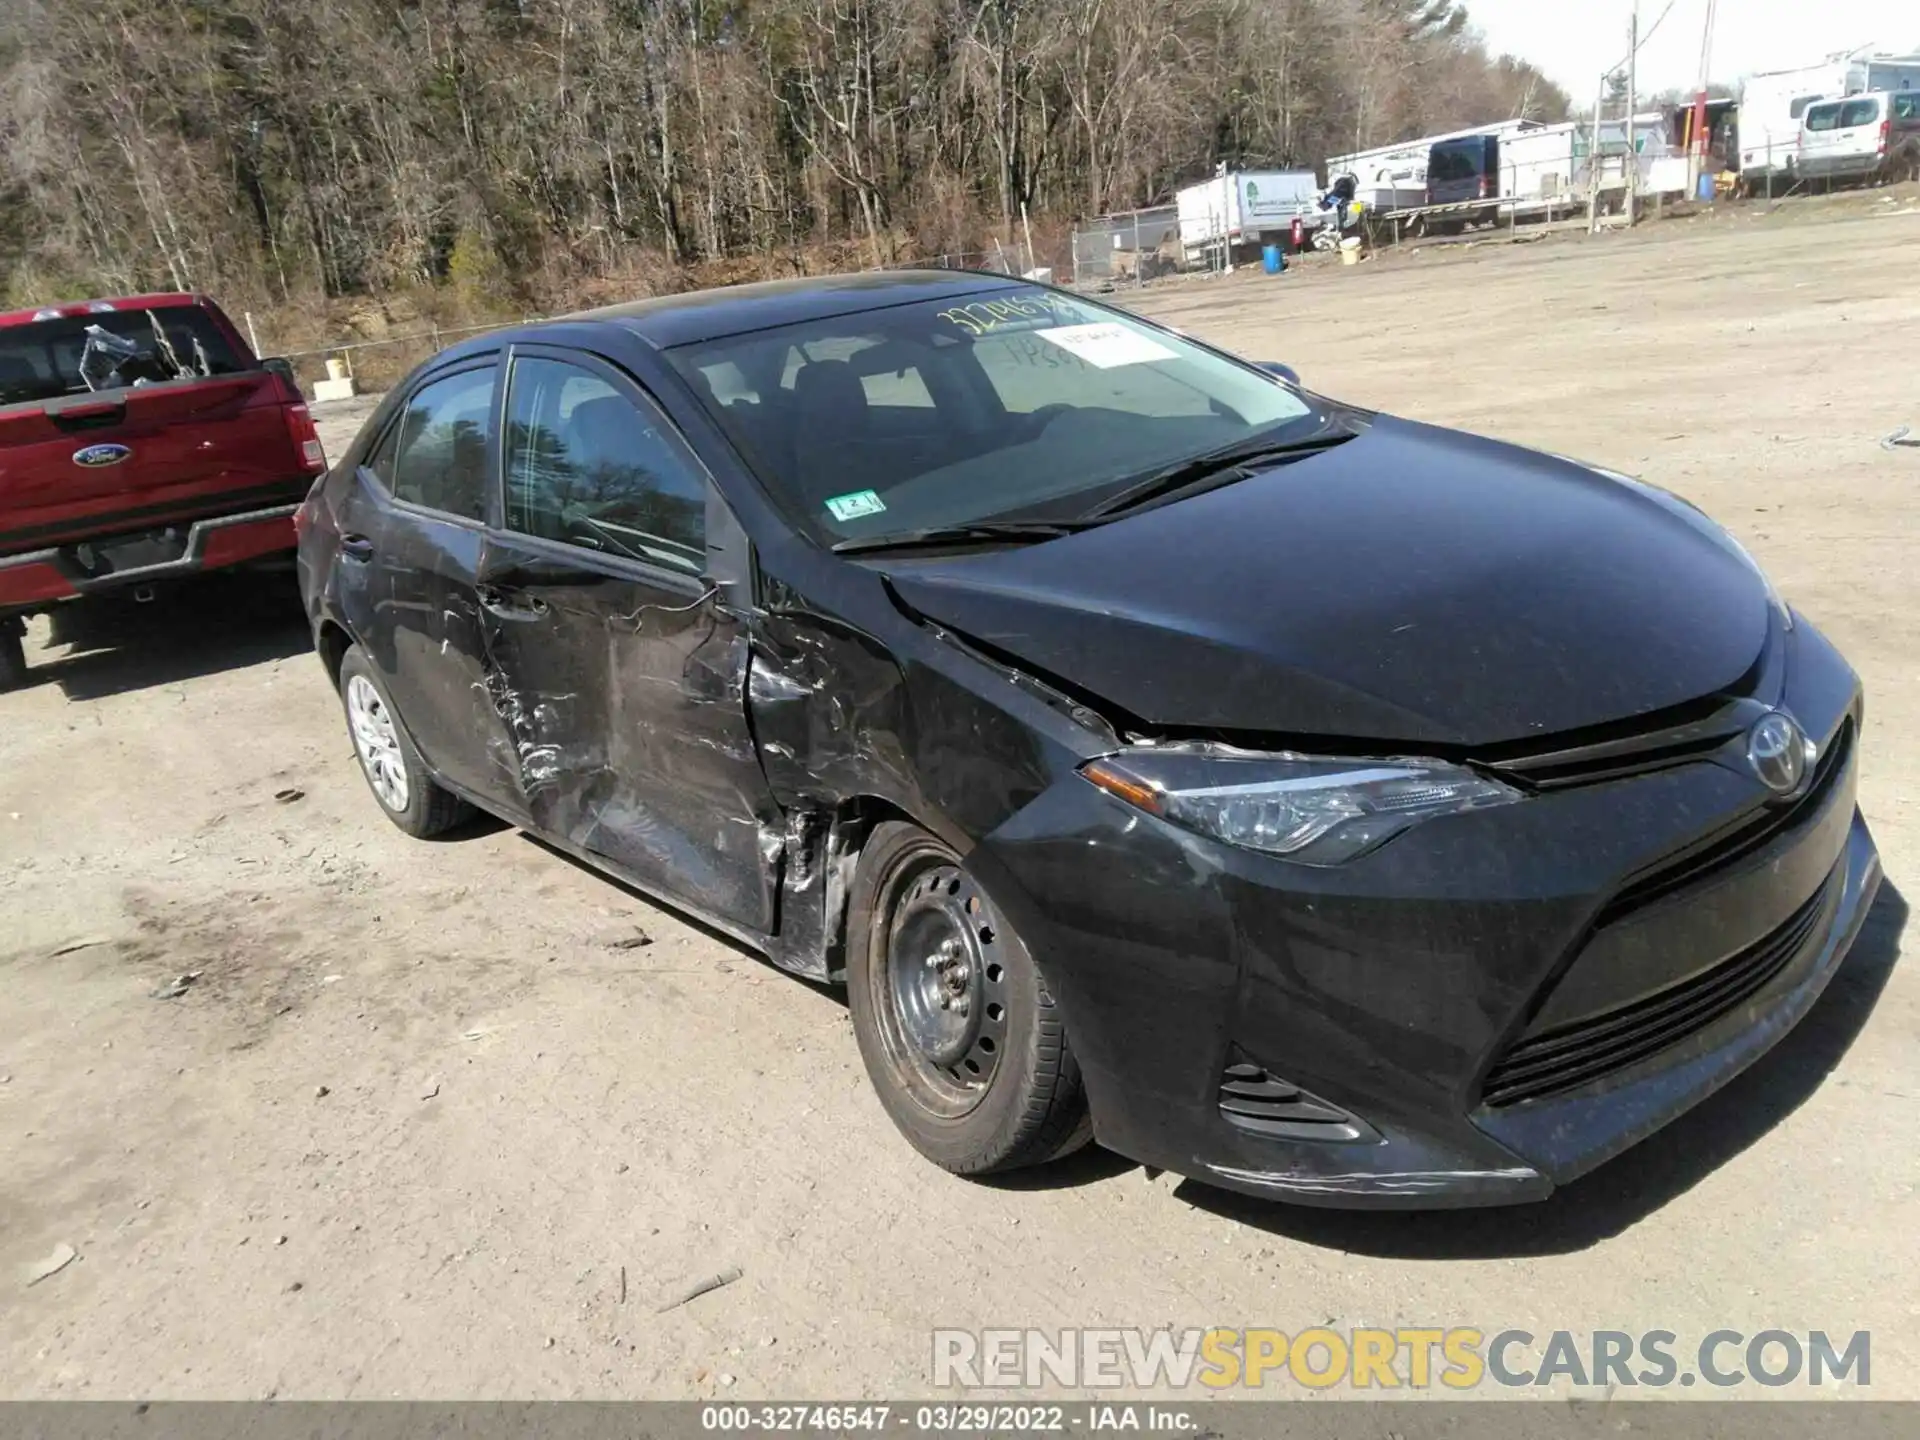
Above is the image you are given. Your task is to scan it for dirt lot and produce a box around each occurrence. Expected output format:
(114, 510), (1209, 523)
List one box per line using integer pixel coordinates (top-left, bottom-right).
(3, 194), (1917, 1400)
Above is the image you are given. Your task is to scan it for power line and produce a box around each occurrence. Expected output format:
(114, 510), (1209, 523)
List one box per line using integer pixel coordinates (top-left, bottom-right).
(1605, 0), (1683, 80)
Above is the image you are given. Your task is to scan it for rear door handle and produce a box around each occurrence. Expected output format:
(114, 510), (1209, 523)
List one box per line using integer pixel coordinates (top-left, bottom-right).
(476, 584), (549, 620)
(340, 533), (375, 563)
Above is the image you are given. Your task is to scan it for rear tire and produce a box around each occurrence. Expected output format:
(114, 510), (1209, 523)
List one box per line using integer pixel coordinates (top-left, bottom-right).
(847, 821), (1090, 1176)
(0, 624), (26, 693)
(336, 644), (471, 838)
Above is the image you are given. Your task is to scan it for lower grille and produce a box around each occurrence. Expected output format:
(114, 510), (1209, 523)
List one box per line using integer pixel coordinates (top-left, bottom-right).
(1218, 1059), (1373, 1142)
(1482, 874), (1833, 1108)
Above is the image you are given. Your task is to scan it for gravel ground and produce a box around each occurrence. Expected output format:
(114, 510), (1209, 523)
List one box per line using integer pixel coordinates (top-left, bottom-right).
(2, 190), (1916, 1400)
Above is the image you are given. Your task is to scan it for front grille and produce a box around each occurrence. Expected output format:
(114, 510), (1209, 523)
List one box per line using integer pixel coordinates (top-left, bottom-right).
(1218, 1059), (1373, 1142)
(1481, 875), (1834, 1108)
(1596, 719), (1853, 926)
(1484, 698), (1752, 791)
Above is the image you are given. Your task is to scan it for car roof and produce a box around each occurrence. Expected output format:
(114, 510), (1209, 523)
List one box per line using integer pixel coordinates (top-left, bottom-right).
(558, 269), (1029, 350)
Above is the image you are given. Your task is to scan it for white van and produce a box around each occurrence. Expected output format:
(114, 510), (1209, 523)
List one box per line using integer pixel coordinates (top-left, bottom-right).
(1739, 53), (1920, 188)
(1798, 91), (1920, 183)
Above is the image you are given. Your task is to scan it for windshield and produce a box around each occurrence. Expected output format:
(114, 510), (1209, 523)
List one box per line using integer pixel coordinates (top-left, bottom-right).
(666, 286), (1316, 543)
(0, 307), (246, 407)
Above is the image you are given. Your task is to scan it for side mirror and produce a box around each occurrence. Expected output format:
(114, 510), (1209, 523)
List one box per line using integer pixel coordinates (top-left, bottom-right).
(1256, 361), (1303, 388)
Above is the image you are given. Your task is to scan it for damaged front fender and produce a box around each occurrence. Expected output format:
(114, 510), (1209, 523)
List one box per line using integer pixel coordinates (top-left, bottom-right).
(745, 576), (1120, 982)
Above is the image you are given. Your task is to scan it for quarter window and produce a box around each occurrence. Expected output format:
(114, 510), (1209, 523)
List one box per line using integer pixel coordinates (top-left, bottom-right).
(502, 356), (706, 572)
(1838, 98), (1881, 128)
(373, 366), (495, 521)
(1804, 104), (1844, 132)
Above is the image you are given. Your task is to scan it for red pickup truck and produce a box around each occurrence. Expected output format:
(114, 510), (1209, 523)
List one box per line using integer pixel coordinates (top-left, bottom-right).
(0, 292), (327, 689)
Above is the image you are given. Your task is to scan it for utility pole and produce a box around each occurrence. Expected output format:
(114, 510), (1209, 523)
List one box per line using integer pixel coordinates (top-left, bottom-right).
(1587, 72), (1608, 233)
(1624, 1), (1639, 228)
(1690, 0), (1720, 198)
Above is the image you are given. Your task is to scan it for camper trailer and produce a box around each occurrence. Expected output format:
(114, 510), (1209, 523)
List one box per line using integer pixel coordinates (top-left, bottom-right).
(1739, 52), (1920, 188)
(1500, 124), (1582, 202)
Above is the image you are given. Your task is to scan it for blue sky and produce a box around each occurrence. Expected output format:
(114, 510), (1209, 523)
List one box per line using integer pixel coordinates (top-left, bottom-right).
(1466, 0), (1920, 96)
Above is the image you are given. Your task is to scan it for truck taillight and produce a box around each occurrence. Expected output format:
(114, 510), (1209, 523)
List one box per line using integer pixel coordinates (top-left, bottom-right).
(1477, 174), (1491, 199)
(286, 403), (327, 473)
(1879, 119), (1891, 153)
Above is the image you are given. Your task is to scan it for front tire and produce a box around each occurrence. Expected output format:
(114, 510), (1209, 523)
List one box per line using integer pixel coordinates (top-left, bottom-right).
(847, 821), (1090, 1175)
(337, 644), (471, 838)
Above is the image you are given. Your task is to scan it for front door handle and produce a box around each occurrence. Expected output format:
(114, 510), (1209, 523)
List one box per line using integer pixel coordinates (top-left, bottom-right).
(340, 533), (375, 563)
(476, 584), (549, 621)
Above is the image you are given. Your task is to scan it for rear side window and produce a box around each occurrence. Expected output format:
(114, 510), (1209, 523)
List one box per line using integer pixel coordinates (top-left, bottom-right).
(1895, 94), (1920, 121)
(1839, 98), (1882, 128)
(0, 307), (245, 407)
(502, 355), (706, 572)
(370, 366), (495, 521)
(1804, 104), (1844, 132)
(1789, 95), (1824, 120)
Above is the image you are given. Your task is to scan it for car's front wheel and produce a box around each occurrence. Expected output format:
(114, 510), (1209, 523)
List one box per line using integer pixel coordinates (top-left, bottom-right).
(337, 644), (471, 838)
(847, 821), (1091, 1175)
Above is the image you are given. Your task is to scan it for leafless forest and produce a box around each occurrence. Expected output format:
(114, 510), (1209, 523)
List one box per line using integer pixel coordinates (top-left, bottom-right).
(0, 1), (1568, 315)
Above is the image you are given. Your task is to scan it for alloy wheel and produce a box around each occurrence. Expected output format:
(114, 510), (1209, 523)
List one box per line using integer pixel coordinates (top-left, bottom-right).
(346, 673), (410, 813)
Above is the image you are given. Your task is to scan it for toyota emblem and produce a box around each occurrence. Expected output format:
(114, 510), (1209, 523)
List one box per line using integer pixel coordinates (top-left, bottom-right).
(1746, 712), (1811, 795)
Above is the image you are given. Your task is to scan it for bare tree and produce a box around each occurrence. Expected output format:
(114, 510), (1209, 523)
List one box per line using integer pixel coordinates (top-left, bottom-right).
(0, 0), (1573, 307)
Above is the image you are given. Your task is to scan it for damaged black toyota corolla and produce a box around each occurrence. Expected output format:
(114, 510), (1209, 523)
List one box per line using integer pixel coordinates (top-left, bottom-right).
(297, 272), (1881, 1208)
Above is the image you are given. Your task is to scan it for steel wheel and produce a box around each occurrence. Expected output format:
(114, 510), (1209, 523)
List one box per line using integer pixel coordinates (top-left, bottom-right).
(846, 822), (1090, 1175)
(347, 672), (410, 812)
(880, 861), (1012, 1114)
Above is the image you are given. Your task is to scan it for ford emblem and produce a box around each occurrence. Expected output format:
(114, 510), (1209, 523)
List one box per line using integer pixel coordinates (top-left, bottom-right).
(1746, 712), (1812, 795)
(73, 443), (132, 468)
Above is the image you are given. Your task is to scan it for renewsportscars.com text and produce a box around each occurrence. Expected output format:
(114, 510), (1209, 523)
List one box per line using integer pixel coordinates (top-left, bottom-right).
(931, 1327), (1871, 1391)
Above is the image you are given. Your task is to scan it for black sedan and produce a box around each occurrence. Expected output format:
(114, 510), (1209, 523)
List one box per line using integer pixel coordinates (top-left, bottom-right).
(296, 272), (1882, 1208)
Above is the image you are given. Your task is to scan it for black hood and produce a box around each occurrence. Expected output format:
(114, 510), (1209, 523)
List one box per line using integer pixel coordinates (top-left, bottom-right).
(882, 417), (1771, 749)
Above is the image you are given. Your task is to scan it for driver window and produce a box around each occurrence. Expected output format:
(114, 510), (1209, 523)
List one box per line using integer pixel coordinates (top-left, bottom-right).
(502, 355), (706, 572)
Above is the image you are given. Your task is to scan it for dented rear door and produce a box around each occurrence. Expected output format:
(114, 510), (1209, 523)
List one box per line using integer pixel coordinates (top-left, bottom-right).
(477, 346), (781, 932)
(336, 358), (513, 804)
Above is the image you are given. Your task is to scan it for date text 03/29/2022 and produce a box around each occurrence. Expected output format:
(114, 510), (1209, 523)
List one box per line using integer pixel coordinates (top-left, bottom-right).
(699, 1405), (1189, 1432)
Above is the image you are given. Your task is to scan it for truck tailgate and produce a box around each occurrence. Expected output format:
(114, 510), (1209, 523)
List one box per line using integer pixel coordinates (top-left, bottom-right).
(0, 373), (308, 556)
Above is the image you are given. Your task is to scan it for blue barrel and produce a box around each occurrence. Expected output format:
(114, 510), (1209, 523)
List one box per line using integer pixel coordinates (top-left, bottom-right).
(1697, 173), (1716, 202)
(1262, 243), (1284, 275)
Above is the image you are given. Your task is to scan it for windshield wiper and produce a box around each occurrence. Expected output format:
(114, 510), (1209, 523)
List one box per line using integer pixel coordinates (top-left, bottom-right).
(1084, 427), (1357, 522)
(831, 520), (1096, 556)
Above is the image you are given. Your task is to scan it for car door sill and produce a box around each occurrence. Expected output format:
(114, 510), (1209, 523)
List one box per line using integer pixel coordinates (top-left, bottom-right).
(429, 773), (779, 960)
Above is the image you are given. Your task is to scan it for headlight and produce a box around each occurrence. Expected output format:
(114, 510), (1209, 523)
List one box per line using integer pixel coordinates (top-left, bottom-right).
(1566, 458), (1793, 631)
(1080, 748), (1520, 865)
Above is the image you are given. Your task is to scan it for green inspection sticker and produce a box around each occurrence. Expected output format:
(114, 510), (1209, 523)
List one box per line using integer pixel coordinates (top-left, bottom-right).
(825, 489), (887, 521)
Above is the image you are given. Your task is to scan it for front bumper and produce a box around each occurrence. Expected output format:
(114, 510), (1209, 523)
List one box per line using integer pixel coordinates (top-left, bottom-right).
(0, 503), (299, 612)
(973, 620), (1884, 1208)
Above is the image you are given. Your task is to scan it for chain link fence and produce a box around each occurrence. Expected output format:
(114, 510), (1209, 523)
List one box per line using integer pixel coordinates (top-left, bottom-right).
(1067, 206), (1183, 288)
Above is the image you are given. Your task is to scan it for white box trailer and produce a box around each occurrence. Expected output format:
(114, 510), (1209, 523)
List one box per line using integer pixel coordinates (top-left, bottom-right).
(1175, 170), (1321, 261)
(1739, 52), (1920, 184)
